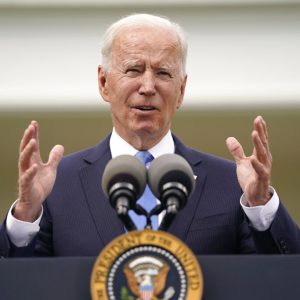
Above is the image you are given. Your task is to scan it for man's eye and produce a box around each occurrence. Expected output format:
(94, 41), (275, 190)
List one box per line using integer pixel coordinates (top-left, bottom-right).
(157, 70), (172, 78)
(126, 69), (140, 75)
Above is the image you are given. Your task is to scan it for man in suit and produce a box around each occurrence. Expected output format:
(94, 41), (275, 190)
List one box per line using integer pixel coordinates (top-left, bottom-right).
(0, 14), (299, 257)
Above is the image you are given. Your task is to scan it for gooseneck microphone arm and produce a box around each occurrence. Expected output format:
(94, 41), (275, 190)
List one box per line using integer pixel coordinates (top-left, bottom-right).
(101, 155), (147, 232)
(115, 198), (137, 231)
(108, 182), (137, 231)
(161, 182), (188, 214)
(148, 154), (195, 231)
(158, 182), (188, 231)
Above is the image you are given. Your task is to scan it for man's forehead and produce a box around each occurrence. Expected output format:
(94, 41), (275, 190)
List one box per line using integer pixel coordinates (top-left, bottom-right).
(112, 28), (180, 61)
(113, 25), (180, 49)
(121, 57), (178, 69)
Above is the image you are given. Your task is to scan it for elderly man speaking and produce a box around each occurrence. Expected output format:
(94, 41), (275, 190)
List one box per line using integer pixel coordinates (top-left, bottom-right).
(0, 14), (299, 257)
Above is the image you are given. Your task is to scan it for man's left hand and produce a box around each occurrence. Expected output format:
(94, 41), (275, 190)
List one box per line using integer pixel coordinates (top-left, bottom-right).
(226, 116), (272, 206)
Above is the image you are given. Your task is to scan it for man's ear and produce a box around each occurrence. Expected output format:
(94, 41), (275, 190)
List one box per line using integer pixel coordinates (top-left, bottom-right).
(176, 74), (187, 109)
(98, 65), (110, 102)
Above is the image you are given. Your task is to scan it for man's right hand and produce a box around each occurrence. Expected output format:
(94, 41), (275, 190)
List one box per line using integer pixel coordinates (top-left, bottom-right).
(13, 121), (64, 222)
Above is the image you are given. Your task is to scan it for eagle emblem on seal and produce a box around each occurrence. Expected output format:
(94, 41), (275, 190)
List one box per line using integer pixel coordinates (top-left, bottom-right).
(123, 256), (175, 300)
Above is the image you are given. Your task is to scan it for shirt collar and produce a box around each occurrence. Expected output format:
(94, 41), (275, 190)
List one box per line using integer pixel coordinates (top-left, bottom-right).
(110, 128), (175, 159)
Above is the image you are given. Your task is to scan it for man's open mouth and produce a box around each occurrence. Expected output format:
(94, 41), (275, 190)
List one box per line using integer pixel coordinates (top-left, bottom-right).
(134, 106), (156, 111)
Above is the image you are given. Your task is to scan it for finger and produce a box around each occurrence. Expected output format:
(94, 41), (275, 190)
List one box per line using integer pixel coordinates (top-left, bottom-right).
(19, 122), (36, 153)
(226, 137), (246, 163)
(18, 164), (38, 203)
(48, 145), (64, 170)
(252, 130), (272, 165)
(32, 120), (40, 152)
(19, 164), (38, 191)
(250, 155), (271, 183)
(254, 116), (269, 150)
(260, 116), (269, 140)
(247, 156), (271, 205)
(252, 130), (265, 162)
(30, 120), (42, 159)
(19, 138), (38, 173)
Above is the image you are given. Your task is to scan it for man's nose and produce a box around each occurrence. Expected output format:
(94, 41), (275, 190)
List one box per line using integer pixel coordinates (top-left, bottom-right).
(138, 71), (156, 96)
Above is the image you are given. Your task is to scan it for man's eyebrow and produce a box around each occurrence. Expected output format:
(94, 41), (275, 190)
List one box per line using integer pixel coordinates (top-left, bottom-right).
(155, 65), (176, 72)
(156, 66), (171, 71)
(123, 59), (143, 67)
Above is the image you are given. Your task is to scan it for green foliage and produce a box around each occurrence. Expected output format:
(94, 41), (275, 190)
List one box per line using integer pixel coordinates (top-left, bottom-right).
(120, 286), (135, 300)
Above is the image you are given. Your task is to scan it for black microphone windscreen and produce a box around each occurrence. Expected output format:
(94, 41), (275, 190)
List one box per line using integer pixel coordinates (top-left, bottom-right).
(102, 155), (147, 199)
(148, 153), (195, 199)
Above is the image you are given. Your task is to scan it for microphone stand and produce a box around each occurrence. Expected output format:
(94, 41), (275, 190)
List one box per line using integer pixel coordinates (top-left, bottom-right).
(157, 184), (188, 231)
(158, 202), (177, 231)
(133, 204), (151, 229)
(147, 205), (164, 230)
(114, 196), (137, 231)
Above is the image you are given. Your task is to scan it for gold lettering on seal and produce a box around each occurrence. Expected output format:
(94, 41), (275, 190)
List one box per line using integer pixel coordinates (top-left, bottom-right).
(175, 245), (200, 290)
(94, 232), (142, 284)
(91, 230), (203, 300)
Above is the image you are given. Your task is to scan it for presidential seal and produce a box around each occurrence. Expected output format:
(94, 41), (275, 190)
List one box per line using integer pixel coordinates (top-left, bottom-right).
(90, 230), (203, 300)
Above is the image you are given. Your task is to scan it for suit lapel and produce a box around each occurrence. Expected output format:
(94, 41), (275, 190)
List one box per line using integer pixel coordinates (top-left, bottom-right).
(79, 135), (125, 247)
(168, 135), (208, 242)
(78, 134), (208, 246)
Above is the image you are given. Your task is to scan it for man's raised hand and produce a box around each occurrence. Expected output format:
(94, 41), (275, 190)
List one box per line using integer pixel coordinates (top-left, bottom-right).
(226, 116), (272, 207)
(13, 121), (64, 222)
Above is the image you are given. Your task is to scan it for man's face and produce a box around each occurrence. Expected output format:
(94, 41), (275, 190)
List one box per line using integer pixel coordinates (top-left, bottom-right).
(98, 26), (187, 148)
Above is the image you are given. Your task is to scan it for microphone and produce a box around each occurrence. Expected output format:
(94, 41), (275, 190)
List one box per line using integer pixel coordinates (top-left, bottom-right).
(147, 154), (195, 231)
(101, 155), (147, 231)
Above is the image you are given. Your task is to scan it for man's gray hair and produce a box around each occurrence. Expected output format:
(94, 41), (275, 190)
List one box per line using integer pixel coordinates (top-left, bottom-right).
(101, 14), (188, 77)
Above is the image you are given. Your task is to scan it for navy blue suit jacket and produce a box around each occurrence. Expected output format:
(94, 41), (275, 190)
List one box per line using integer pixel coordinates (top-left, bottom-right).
(1, 134), (299, 257)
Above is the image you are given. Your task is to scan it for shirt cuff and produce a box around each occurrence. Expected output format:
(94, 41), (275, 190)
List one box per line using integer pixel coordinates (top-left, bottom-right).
(240, 186), (280, 231)
(6, 200), (43, 247)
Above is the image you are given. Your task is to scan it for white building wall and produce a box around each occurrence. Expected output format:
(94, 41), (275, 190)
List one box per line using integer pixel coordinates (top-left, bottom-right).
(0, 0), (300, 110)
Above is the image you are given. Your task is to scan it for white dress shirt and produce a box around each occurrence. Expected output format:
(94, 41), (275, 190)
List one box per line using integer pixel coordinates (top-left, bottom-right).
(6, 129), (280, 247)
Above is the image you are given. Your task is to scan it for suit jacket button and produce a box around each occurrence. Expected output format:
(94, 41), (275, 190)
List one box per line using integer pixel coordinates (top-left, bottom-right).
(278, 239), (289, 253)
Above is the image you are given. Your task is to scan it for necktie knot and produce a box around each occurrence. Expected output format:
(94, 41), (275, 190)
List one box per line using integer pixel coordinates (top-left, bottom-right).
(135, 151), (154, 167)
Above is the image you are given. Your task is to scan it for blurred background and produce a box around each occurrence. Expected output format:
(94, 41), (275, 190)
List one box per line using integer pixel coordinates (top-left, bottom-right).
(0, 0), (299, 224)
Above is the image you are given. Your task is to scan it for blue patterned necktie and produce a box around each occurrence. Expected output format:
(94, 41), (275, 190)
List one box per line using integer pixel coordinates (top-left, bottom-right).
(128, 151), (158, 230)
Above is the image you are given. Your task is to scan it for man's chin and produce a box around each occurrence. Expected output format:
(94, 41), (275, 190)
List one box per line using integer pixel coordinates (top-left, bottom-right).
(133, 128), (156, 137)
(132, 125), (167, 141)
